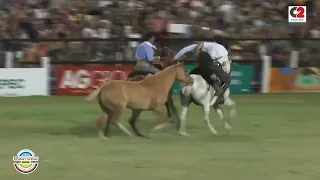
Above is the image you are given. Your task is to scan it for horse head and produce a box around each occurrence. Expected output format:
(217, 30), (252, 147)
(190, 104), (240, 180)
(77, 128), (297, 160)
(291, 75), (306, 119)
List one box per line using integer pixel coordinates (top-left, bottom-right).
(160, 47), (174, 67)
(174, 62), (194, 86)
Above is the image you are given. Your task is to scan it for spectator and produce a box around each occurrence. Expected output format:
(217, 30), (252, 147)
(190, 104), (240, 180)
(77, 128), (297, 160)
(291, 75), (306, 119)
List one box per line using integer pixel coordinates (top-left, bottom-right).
(0, 0), (318, 64)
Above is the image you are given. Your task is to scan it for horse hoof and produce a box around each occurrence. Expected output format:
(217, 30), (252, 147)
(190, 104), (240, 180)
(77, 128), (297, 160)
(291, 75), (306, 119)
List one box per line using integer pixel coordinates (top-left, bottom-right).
(98, 134), (109, 140)
(211, 131), (218, 135)
(179, 131), (190, 136)
(225, 124), (232, 131)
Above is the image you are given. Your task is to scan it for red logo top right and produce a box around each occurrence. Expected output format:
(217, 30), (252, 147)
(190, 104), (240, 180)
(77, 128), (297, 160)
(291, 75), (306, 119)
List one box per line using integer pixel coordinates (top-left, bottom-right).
(288, 6), (307, 23)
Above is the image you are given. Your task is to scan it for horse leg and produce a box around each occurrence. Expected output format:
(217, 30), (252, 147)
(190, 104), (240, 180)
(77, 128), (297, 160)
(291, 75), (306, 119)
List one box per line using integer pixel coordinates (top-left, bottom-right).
(166, 89), (173, 119)
(104, 112), (113, 138)
(179, 105), (190, 136)
(212, 103), (231, 131)
(167, 96), (181, 130)
(110, 106), (133, 137)
(97, 98), (113, 139)
(96, 113), (109, 139)
(203, 104), (218, 135)
(179, 94), (192, 136)
(165, 102), (172, 118)
(128, 110), (146, 137)
(106, 107), (133, 137)
(151, 106), (168, 132)
(116, 122), (133, 137)
(224, 96), (237, 119)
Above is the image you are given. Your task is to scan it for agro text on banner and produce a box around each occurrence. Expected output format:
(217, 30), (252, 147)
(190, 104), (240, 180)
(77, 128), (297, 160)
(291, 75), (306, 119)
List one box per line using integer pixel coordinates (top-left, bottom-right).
(0, 68), (48, 97)
(56, 66), (134, 95)
(269, 67), (320, 92)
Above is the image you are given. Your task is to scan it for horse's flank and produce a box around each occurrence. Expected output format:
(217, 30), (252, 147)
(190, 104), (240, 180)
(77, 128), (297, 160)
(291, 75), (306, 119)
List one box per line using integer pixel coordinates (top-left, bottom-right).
(86, 64), (183, 110)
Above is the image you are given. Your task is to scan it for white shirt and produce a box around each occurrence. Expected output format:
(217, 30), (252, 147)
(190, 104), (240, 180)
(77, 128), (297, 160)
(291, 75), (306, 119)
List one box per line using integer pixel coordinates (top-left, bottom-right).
(202, 42), (228, 58)
(174, 42), (228, 60)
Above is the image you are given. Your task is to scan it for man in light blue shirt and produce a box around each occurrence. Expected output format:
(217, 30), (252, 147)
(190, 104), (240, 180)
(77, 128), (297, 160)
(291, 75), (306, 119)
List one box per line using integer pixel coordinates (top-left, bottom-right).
(134, 36), (161, 74)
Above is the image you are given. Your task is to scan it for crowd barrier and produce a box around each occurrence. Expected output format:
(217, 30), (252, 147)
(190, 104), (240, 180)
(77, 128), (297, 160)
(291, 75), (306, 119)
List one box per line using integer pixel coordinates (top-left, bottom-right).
(1, 38), (319, 96)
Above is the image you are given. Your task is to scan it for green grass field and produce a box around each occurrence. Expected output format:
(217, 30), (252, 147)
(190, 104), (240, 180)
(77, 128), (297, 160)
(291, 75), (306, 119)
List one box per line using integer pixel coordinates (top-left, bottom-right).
(1, 94), (320, 180)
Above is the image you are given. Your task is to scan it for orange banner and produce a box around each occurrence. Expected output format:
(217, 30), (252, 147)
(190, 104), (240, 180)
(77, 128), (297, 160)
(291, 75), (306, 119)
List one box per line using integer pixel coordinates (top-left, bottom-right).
(269, 67), (320, 92)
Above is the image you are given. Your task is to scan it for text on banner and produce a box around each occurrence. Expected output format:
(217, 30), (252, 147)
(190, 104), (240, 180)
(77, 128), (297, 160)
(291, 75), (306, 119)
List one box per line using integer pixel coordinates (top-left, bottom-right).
(56, 66), (134, 95)
(0, 68), (48, 97)
(229, 65), (254, 94)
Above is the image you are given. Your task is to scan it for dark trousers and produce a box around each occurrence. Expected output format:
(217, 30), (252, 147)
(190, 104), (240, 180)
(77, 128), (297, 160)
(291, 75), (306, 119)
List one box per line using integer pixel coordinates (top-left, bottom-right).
(190, 51), (230, 96)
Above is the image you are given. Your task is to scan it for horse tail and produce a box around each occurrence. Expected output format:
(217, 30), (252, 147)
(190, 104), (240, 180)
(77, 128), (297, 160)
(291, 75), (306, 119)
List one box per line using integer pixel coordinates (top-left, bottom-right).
(85, 81), (109, 103)
(85, 88), (101, 103)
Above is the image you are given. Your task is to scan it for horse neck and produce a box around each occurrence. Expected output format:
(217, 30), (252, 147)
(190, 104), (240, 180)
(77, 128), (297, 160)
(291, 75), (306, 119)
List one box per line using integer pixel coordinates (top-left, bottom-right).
(141, 66), (177, 93)
(161, 58), (172, 68)
(161, 48), (173, 68)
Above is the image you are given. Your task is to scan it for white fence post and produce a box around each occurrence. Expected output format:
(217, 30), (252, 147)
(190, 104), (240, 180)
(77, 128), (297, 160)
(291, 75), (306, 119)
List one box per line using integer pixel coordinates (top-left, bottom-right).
(41, 57), (50, 95)
(289, 50), (299, 68)
(5, 51), (14, 68)
(261, 55), (271, 93)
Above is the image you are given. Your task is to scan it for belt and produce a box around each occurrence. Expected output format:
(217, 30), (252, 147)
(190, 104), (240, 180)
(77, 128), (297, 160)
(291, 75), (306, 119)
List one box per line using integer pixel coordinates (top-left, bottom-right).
(137, 61), (150, 65)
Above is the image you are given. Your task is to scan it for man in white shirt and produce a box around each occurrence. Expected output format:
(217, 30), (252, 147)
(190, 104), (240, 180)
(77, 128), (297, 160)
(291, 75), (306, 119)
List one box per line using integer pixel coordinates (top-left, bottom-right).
(174, 41), (231, 103)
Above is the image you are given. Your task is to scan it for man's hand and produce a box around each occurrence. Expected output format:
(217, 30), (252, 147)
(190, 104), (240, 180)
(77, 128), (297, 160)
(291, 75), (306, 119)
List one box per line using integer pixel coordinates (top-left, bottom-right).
(152, 56), (161, 63)
(195, 42), (204, 56)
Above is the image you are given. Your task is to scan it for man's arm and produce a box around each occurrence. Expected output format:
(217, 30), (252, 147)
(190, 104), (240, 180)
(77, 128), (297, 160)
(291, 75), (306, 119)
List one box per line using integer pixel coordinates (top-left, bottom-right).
(195, 42), (205, 56)
(145, 45), (160, 63)
(173, 44), (197, 60)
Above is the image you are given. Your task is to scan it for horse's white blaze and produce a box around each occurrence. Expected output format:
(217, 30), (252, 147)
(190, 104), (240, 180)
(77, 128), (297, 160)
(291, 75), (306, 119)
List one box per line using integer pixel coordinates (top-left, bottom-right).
(180, 74), (236, 135)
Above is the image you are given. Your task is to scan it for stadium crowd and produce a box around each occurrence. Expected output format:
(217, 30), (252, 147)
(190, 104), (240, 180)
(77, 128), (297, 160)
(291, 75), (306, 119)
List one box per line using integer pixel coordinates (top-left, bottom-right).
(0, 0), (319, 67)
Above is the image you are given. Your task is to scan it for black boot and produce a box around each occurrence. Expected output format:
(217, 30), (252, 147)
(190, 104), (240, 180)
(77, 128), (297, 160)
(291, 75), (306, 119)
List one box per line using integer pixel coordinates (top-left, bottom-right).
(212, 82), (222, 96)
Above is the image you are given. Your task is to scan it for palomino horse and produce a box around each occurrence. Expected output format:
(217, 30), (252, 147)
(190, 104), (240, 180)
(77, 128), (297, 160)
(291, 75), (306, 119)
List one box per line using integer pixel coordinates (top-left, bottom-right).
(92, 47), (181, 133)
(127, 47), (179, 126)
(85, 63), (193, 138)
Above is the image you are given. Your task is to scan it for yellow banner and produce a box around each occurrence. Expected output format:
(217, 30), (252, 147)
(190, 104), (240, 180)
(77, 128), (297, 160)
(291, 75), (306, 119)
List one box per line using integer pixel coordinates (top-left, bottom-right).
(269, 67), (320, 92)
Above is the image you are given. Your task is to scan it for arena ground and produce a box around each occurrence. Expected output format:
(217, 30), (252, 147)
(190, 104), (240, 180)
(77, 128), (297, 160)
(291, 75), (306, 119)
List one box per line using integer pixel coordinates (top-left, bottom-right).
(1, 94), (319, 180)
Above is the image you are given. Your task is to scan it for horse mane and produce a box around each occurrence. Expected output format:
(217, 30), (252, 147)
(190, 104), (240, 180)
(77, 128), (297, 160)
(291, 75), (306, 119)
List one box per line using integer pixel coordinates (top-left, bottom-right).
(139, 64), (179, 86)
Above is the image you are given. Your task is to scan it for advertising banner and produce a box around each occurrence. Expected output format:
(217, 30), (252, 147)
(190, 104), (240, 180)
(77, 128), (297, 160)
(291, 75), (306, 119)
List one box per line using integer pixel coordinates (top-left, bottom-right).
(229, 65), (254, 94)
(173, 64), (254, 94)
(269, 67), (320, 92)
(0, 68), (48, 97)
(56, 66), (134, 95)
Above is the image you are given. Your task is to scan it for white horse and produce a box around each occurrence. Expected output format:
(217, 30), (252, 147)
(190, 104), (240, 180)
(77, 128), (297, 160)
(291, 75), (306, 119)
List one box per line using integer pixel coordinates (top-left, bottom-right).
(179, 74), (237, 136)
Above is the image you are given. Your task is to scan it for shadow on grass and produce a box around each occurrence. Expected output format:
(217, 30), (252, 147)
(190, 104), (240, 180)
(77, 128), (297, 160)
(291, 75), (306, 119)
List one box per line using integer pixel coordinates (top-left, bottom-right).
(43, 118), (163, 138)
